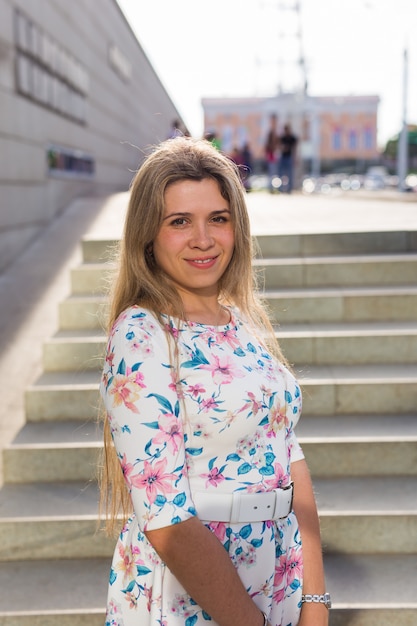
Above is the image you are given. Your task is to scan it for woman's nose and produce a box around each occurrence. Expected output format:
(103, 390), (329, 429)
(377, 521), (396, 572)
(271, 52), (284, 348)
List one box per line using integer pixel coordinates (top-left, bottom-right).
(190, 223), (214, 248)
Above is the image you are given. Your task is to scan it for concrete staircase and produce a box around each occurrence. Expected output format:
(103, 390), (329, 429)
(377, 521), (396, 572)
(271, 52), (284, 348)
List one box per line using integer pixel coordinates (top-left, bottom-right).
(0, 224), (416, 626)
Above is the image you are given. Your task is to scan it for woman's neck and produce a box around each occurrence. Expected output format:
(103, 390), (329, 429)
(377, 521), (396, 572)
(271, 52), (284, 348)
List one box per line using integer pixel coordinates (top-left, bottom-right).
(183, 302), (231, 326)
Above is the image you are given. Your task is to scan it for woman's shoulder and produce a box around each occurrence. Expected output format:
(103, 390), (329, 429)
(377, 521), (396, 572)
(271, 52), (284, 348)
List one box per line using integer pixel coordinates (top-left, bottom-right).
(111, 306), (165, 339)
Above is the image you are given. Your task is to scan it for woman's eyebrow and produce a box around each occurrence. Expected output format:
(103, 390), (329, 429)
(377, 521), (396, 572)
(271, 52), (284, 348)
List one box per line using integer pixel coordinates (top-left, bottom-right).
(163, 208), (231, 220)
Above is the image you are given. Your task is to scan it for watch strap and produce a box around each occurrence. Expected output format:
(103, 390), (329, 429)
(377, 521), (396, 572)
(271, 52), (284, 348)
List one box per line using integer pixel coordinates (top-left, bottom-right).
(301, 593), (331, 609)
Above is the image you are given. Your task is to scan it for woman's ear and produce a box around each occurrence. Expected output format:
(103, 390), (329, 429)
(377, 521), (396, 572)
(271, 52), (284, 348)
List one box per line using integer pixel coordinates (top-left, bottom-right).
(146, 244), (154, 259)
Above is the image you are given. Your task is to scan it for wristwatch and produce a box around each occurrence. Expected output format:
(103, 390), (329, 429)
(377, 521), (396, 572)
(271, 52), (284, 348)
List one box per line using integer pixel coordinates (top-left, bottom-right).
(301, 593), (332, 609)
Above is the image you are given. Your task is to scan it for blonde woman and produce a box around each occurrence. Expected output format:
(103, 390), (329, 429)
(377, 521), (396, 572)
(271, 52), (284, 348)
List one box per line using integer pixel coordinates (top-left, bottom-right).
(100, 137), (329, 626)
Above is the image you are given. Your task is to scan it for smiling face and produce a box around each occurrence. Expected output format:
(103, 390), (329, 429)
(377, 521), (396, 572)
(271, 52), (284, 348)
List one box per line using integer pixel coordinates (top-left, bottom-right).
(152, 178), (235, 309)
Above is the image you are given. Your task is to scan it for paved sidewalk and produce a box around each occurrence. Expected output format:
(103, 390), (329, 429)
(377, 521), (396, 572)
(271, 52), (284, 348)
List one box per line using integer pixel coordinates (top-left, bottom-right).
(81, 189), (417, 240)
(245, 190), (417, 236)
(0, 190), (416, 482)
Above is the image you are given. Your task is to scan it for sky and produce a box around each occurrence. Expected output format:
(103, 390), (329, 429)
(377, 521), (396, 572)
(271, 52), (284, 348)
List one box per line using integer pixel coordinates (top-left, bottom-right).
(116, 0), (416, 149)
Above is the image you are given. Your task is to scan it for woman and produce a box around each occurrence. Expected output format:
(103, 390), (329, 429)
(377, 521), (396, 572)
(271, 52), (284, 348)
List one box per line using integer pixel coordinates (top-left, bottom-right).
(100, 137), (329, 626)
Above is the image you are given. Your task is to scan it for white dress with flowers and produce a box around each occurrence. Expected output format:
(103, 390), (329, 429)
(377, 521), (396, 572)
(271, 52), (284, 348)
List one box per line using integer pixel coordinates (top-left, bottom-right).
(100, 306), (305, 626)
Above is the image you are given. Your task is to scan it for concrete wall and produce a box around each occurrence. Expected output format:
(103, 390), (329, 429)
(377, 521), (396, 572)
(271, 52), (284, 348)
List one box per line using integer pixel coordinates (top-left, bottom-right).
(0, 0), (184, 271)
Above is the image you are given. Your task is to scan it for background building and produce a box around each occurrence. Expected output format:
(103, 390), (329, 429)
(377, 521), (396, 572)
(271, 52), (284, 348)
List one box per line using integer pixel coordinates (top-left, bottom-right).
(202, 93), (380, 179)
(0, 0), (185, 271)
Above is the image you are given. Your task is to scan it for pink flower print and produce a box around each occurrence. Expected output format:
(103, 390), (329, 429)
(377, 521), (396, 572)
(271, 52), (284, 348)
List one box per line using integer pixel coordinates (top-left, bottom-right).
(286, 545), (303, 586)
(260, 385), (273, 398)
(272, 584), (285, 605)
(200, 354), (245, 385)
(168, 371), (184, 398)
(130, 457), (178, 505)
(241, 391), (263, 416)
(274, 547), (303, 589)
(170, 593), (195, 617)
(110, 373), (141, 413)
(164, 323), (180, 339)
(200, 466), (226, 488)
(187, 383), (206, 398)
(143, 584), (153, 612)
(152, 413), (183, 454)
(201, 397), (220, 412)
(132, 369), (146, 388)
(110, 311), (129, 337)
(114, 541), (142, 582)
(215, 327), (240, 349)
(120, 453), (136, 485)
(105, 350), (115, 368)
(275, 553), (288, 582)
(107, 598), (122, 617)
(265, 403), (287, 438)
(264, 462), (288, 490)
(208, 521), (227, 542)
(129, 337), (154, 357)
(193, 421), (210, 439)
(125, 591), (138, 609)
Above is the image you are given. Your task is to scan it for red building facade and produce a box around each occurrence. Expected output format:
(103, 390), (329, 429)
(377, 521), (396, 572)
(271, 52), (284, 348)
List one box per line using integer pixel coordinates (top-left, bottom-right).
(202, 93), (380, 175)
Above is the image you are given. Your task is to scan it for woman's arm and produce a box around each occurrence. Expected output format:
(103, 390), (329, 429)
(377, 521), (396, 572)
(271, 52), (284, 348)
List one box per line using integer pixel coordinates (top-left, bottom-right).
(291, 458), (329, 626)
(145, 517), (267, 626)
(102, 316), (267, 625)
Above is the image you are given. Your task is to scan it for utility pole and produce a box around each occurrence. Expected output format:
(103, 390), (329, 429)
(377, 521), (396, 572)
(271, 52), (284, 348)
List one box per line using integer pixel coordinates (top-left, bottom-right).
(397, 47), (408, 191)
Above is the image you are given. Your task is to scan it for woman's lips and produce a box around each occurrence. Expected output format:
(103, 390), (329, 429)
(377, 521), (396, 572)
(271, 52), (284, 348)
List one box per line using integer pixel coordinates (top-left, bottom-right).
(186, 256), (217, 269)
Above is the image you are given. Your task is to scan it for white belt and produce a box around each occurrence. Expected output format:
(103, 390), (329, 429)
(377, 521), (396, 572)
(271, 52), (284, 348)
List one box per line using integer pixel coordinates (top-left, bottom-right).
(193, 483), (294, 524)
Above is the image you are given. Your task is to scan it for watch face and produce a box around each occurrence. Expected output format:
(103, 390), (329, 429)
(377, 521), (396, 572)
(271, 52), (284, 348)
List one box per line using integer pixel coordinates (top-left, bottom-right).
(324, 593), (332, 609)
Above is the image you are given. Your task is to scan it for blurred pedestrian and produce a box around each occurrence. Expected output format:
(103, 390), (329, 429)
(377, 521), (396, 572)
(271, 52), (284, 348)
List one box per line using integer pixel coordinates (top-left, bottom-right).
(264, 114), (280, 193)
(168, 119), (183, 139)
(241, 143), (253, 191)
(279, 123), (298, 193)
(205, 130), (221, 151)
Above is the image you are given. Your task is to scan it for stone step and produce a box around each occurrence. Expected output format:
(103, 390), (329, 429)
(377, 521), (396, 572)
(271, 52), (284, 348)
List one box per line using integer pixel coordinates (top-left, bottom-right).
(0, 613), (104, 626)
(81, 238), (118, 263)
(58, 295), (108, 330)
(324, 553), (417, 626)
(254, 230), (417, 258)
(70, 263), (115, 295)
(267, 285), (417, 324)
(278, 321), (417, 365)
(0, 558), (108, 626)
(3, 421), (101, 483)
(298, 413), (417, 477)
(43, 330), (106, 372)
(0, 482), (114, 561)
(317, 475), (417, 553)
(255, 253), (417, 289)
(297, 364), (417, 415)
(81, 230), (417, 263)
(0, 554), (415, 626)
(0, 477), (414, 561)
(25, 370), (100, 422)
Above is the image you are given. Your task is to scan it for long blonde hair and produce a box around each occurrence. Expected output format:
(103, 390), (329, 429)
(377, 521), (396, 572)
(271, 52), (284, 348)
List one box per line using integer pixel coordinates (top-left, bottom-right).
(99, 137), (287, 534)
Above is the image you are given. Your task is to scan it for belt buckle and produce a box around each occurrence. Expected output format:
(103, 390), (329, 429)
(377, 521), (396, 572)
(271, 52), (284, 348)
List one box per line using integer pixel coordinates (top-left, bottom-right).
(231, 490), (276, 523)
(274, 482), (294, 519)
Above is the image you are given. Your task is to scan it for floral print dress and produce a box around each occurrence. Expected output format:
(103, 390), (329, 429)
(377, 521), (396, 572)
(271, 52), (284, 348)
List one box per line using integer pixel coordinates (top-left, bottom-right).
(101, 306), (304, 626)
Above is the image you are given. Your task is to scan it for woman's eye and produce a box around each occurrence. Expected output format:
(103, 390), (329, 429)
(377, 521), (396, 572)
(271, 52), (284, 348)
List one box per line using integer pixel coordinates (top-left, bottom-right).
(212, 214), (228, 223)
(171, 218), (187, 226)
